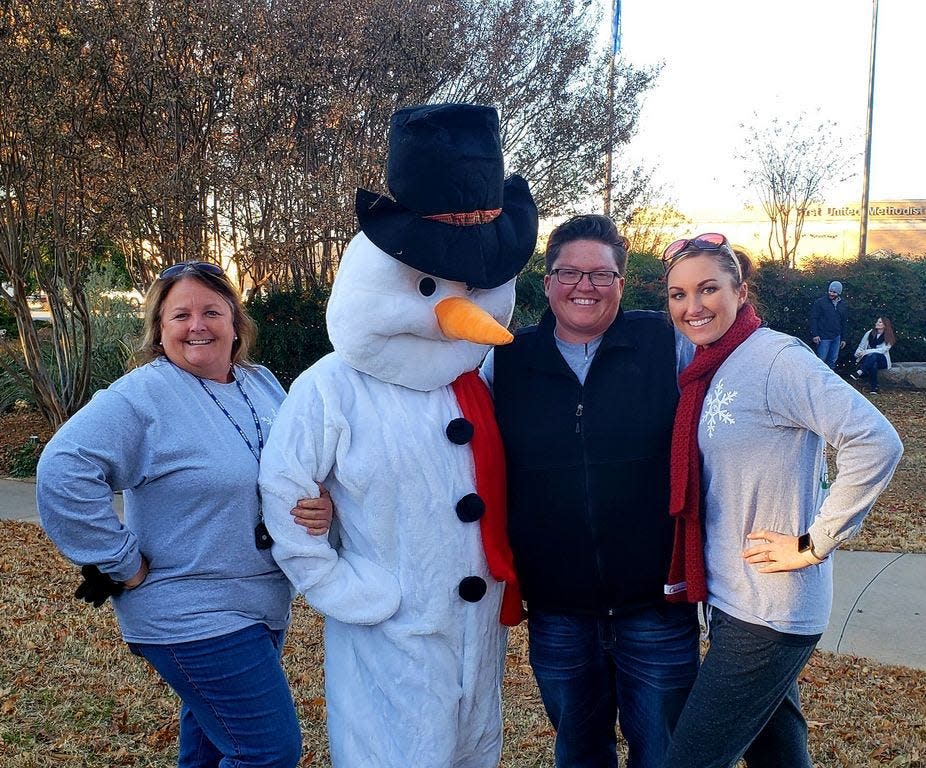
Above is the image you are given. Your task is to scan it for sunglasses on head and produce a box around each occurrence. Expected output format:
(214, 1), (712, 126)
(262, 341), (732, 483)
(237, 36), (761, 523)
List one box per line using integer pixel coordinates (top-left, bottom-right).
(158, 261), (225, 280)
(661, 233), (741, 281)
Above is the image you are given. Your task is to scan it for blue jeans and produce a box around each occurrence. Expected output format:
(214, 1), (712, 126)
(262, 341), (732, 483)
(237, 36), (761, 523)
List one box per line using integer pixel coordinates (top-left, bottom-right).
(129, 623), (301, 768)
(860, 353), (887, 390)
(664, 608), (817, 768)
(815, 336), (841, 369)
(528, 603), (699, 768)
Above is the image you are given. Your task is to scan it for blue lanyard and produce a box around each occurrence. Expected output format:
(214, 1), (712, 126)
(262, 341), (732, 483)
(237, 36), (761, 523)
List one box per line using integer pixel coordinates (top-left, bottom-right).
(196, 373), (264, 463)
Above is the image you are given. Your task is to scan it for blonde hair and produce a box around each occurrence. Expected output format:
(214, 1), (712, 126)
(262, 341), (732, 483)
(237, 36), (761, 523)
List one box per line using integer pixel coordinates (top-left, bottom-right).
(135, 264), (257, 369)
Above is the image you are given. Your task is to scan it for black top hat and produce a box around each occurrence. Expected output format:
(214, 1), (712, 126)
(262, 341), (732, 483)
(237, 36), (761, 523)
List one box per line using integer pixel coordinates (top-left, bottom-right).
(356, 103), (538, 289)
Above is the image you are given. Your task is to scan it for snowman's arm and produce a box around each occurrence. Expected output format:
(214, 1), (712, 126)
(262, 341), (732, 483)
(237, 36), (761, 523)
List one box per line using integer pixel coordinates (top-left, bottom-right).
(259, 373), (401, 625)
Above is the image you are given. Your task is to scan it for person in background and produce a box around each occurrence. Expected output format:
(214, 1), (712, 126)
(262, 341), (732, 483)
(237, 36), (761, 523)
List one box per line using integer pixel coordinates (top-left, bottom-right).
(483, 214), (699, 768)
(660, 233), (903, 767)
(851, 316), (895, 395)
(809, 280), (848, 369)
(37, 261), (332, 768)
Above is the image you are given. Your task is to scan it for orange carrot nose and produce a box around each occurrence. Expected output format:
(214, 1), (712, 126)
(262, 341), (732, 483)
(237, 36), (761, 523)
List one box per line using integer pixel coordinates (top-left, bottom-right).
(434, 296), (513, 345)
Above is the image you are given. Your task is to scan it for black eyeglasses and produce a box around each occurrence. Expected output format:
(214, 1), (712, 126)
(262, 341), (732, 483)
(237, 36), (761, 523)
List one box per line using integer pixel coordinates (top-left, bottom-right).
(158, 261), (225, 280)
(661, 233), (741, 281)
(550, 268), (622, 287)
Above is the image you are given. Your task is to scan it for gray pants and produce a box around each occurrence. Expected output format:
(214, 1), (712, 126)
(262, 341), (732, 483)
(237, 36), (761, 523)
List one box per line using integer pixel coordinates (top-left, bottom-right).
(664, 608), (817, 768)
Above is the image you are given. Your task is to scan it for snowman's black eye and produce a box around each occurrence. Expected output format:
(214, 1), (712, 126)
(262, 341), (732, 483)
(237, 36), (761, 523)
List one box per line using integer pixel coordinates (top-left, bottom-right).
(418, 277), (437, 297)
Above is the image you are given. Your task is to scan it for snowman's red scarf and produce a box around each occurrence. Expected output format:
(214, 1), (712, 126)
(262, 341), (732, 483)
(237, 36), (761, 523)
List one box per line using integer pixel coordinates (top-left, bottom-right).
(665, 304), (761, 603)
(451, 371), (524, 626)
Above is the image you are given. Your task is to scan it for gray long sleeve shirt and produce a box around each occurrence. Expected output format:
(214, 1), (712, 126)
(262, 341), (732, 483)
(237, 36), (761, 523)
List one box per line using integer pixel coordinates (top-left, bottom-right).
(37, 359), (293, 644)
(699, 328), (903, 634)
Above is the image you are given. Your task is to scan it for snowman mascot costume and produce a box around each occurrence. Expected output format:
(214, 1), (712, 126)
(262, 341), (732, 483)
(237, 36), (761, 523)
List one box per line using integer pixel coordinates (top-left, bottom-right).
(259, 104), (538, 767)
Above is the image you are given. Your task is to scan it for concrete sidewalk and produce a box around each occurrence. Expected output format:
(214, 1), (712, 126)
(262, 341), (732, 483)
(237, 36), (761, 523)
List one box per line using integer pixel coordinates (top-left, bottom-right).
(1, 477), (43, 524)
(2, 477), (923, 670)
(1, 477), (124, 524)
(818, 550), (925, 670)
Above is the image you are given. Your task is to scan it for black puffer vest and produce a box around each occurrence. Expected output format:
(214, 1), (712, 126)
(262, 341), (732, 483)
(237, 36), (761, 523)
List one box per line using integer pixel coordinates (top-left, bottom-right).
(493, 309), (680, 615)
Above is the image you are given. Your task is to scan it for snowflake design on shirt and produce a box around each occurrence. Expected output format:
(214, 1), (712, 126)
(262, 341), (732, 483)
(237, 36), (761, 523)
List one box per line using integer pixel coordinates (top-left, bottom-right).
(701, 378), (738, 437)
(261, 406), (279, 430)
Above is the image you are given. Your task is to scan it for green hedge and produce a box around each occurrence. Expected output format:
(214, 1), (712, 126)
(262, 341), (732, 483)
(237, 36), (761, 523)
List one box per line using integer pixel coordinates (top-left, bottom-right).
(248, 288), (333, 390)
(621, 253), (666, 312)
(748, 256), (926, 362)
(511, 253), (548, 330)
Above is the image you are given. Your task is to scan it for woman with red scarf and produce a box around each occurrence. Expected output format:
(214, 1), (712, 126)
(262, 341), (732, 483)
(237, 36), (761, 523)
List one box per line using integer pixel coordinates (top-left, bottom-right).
(659, 234), (903, 767)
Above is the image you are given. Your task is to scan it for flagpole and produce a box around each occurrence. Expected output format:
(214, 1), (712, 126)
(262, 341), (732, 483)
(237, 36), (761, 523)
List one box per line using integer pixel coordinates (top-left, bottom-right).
(858, 0), (879, 259)
(603, 0), (619, 217)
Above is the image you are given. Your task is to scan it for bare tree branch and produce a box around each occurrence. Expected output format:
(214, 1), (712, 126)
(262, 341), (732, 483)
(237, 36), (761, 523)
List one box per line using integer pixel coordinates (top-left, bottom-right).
(737, 111), (858, 268)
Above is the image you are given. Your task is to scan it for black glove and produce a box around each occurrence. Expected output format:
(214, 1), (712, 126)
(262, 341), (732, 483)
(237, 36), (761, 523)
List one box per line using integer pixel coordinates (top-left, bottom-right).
(74, 564), (125, 608)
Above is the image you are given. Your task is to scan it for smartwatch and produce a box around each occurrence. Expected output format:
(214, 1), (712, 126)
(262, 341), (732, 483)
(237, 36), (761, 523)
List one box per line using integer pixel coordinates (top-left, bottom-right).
(797, 533), (824, 560)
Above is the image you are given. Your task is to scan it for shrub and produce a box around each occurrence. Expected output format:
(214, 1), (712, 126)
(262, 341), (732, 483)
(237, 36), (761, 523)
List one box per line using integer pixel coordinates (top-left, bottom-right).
(752, 256), (926, 362)
(836, 257), (926, 361)
(0, 334), (44, 414)
(748, 263), (818, 341)
(0, 301), (28, 412)
(83, 268), (144, 391)
(248, 288), (333, 390)
(511, 252), (548, 329)
(0, 357), (35, 414)
(6, 438), (43, 477)
(0, 267), (142, 415)
(622, 252), (666, 312)
(0, 299), (17, 336)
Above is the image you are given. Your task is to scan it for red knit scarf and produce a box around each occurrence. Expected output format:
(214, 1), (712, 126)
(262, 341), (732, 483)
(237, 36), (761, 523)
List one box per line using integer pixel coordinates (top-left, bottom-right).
(451, 371), (524, 626)
(665, 304), (761, 603)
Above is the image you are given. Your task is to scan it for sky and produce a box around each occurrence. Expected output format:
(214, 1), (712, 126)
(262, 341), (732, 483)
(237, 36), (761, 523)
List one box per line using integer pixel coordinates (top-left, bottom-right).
(606, 0), (925, 215)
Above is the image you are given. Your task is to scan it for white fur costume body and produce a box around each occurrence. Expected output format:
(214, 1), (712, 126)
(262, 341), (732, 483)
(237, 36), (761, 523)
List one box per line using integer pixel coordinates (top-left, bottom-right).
(259, 233), (515, 767)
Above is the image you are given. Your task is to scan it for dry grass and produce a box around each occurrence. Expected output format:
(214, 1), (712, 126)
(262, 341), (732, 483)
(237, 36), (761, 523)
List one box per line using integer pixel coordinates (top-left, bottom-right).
(1, 522), (924, 767)
(843, 389), (926, 553)
(1, 389), (924, 766)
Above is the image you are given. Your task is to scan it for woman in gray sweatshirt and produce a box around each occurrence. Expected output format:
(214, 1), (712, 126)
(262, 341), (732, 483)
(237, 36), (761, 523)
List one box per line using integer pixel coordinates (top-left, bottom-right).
(658, 234), (903, 768)
(37, 262), (330, 768)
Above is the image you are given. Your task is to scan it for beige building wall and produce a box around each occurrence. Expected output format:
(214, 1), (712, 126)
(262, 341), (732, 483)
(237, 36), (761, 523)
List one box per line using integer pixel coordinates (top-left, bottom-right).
(662, 199), (926, 266)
